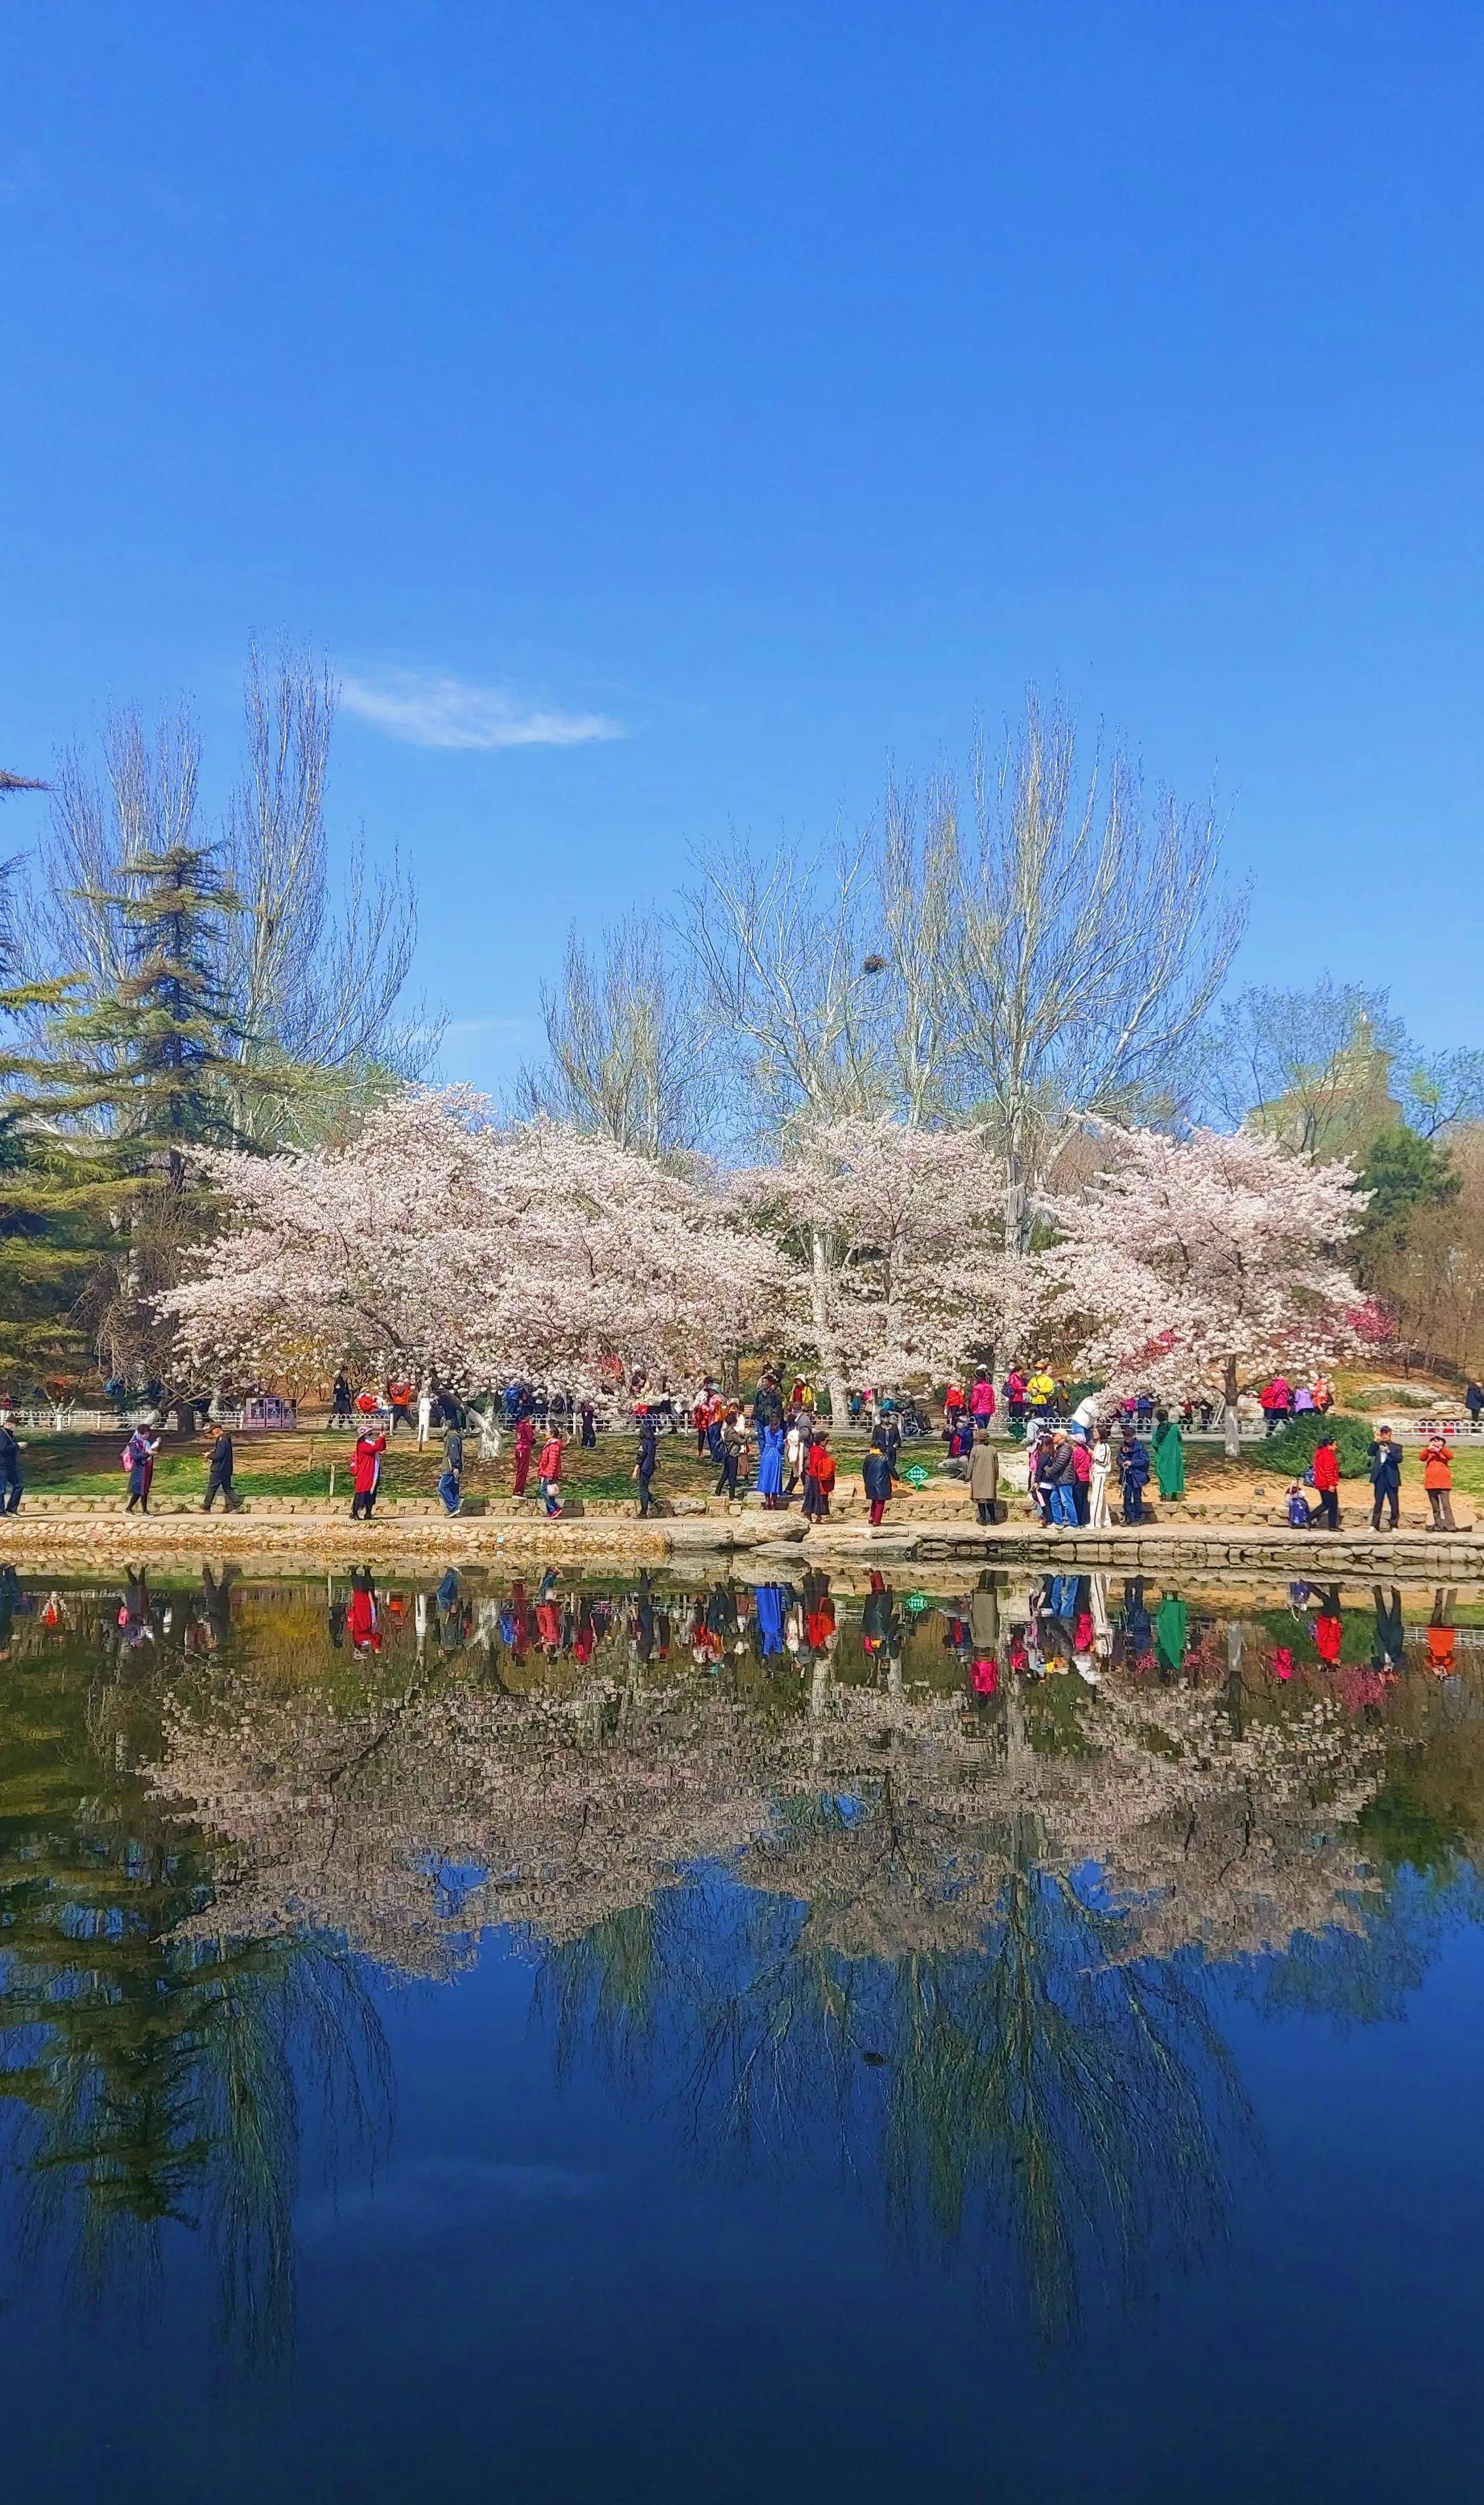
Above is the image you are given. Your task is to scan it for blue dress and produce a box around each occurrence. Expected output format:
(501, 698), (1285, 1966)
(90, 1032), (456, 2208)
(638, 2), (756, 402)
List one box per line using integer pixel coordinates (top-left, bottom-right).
(756, 1423), (786, 1497)
(754, 1584), (786, 1657)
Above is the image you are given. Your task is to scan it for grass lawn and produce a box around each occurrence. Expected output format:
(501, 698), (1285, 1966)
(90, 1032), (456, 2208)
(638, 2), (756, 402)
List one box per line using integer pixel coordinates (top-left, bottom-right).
(10, 1427), (749, 1504)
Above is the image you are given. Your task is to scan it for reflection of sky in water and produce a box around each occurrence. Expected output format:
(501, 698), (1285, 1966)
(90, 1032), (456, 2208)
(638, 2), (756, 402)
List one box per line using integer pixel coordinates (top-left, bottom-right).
(0, 1566), (1482, 2501)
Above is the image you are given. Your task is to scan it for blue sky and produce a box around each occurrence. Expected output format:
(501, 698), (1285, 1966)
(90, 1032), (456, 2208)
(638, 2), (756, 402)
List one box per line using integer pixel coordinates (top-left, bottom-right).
(3, 0), (1483, 1093)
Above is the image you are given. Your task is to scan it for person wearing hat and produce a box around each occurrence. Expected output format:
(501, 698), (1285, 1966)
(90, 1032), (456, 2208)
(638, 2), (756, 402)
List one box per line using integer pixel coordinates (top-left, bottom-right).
(1421, 1430), (1457, 1531)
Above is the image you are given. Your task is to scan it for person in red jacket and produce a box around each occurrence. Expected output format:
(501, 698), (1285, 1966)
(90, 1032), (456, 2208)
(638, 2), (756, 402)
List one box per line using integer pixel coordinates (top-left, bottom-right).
(1311, 1431), (1341, 1531)
(350, 1429), (386, 1520)
(537, 1429), (564, 1516)
(802, 1432), (836, 1521)
(512, 1413), (536, 1496)
(1421, 1433), (1457, 1531)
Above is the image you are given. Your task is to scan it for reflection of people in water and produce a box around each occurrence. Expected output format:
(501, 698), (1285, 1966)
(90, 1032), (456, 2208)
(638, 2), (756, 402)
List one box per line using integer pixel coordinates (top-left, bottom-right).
(118, 1570), (154, 1650)
(435, 1569), (469, 1652)
(1119, 1580), (1154, 1673)
(0, 1563), (21, 1658)
(753, 1583), (788, 1660)
(860, 1572), (899, 1666)
(1307, 1586), (1343, 1669)
(200, 1564), (235, 1653)
(1371, 1586), (1405, 1673)
(347, 1570), (380, 1653)
(1154, 1593), (1188, 1677)
(1426, 1588), (1458, 1683)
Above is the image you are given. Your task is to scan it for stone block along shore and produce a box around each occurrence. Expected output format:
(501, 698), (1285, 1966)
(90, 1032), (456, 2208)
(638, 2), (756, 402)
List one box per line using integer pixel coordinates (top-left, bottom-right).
(0, 1506), (1479, 1578)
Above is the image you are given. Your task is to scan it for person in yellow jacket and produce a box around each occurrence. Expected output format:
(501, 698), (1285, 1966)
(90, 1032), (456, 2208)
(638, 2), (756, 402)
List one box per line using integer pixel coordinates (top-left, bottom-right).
(1025, 1368), (1057, 1417)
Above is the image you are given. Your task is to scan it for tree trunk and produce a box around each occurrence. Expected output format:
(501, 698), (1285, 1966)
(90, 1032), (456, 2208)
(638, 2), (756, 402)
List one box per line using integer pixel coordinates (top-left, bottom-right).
(1222, 1355), (1241, 1457)
(809, 1226), (850, 1427)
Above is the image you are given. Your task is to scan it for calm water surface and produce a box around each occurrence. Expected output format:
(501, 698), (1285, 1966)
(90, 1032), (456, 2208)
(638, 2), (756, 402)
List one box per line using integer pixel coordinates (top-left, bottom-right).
(2, 1557), (1483, 2502)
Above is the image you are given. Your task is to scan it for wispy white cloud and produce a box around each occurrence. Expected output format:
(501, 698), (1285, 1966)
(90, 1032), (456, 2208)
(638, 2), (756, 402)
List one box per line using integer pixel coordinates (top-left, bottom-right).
(340, 667), (624, 752)
(441, 1016), (537, 1040)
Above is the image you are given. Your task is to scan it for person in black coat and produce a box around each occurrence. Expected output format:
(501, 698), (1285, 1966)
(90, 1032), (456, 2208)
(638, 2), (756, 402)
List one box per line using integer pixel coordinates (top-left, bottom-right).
(635, 1421), (659, 1516)
(0, 1419), (25, 1514)
(202, 1427), (239, 1512)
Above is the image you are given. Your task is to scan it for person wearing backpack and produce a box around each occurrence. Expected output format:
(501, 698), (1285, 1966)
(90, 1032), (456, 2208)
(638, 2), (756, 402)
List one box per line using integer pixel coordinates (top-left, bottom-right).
(122, 1426), (160, 1514)
(862, 1436), (896, 1527)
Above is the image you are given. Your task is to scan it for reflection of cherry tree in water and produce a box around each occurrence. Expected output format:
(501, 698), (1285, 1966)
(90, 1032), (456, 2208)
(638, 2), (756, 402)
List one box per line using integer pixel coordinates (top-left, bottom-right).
(0, 1589), (389, 2361)
(122, 1560), (1484, 2340)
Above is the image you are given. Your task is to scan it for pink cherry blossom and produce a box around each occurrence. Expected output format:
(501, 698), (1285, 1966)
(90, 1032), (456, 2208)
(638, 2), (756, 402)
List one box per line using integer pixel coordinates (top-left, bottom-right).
(163, 1087), (782, 1391)
(1038, 1124), (1366, 1402)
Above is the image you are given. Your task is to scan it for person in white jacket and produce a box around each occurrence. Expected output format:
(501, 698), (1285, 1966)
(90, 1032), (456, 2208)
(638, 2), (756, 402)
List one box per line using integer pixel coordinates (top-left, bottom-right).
(1087, 1426), (1112, 1528)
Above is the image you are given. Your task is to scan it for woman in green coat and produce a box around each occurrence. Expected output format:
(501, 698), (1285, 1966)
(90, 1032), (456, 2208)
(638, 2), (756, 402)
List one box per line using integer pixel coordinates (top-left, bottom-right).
(1152, 1409), (1186, 1501)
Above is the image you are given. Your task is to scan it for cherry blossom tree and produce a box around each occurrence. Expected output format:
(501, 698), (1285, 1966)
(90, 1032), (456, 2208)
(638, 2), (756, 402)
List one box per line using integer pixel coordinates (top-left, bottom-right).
(735, 1116), (1035, 1404)
(1038, 1126), (1364, 1448)
(162, 1086), (780, 1393)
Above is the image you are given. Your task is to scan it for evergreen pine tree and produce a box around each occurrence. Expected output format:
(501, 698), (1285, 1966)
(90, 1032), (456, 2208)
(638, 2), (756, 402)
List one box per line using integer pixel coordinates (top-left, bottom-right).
(42, 842), (249, 1389)
(58, 840), (246, 1184)
(0, 777), (124, 1387)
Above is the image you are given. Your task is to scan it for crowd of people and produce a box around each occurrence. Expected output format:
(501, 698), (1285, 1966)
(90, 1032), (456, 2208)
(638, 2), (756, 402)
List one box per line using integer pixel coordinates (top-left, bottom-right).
(1258, 1376), (1337, 1431)
(0, 1345), (1479, 1541)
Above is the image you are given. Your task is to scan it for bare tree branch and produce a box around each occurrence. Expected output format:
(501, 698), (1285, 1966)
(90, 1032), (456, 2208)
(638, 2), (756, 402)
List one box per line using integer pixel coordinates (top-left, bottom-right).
(954, 691), (1246, 1245)
(514, 907), (716, 1160)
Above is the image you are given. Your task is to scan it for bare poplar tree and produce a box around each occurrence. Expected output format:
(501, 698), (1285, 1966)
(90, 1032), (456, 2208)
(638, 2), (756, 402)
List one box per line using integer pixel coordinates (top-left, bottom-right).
(514, 907), (716, 1159)
(40, 707), (202, 997)
(679, 833), (889, 1142)
(954, 692), (1245, 1247)
(29, 648), (434, 1144)
(872, 770), (961, 1125)
(222, 643), (433, 1141)
(680, 835), (894, 1422)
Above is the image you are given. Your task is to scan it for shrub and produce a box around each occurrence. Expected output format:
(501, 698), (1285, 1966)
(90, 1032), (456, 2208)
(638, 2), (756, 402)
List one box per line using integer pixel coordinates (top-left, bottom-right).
(1259, 1412), (1375, 1480)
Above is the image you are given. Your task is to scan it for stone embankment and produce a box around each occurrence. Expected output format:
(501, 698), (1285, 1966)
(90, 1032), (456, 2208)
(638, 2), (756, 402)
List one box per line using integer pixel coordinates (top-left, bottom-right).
(0, 1502), (1479, 1578)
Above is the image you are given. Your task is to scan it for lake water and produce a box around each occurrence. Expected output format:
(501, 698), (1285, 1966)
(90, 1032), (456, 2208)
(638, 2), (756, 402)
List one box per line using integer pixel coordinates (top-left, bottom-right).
(2, 1557), (1483, 2502)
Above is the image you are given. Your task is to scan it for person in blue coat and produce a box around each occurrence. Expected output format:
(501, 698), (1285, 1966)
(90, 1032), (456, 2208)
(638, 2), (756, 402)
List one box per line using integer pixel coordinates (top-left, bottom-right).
(1117, 1431), (1151, 1523)
(862, 1438), (896, 1525)
(756, 1421), (787, 1509)
(1368, 1425), (1403, 1530)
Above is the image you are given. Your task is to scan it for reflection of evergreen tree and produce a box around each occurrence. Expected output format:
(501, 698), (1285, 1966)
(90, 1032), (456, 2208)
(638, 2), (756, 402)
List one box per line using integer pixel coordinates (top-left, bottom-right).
(0, 1601), (387, 2357)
